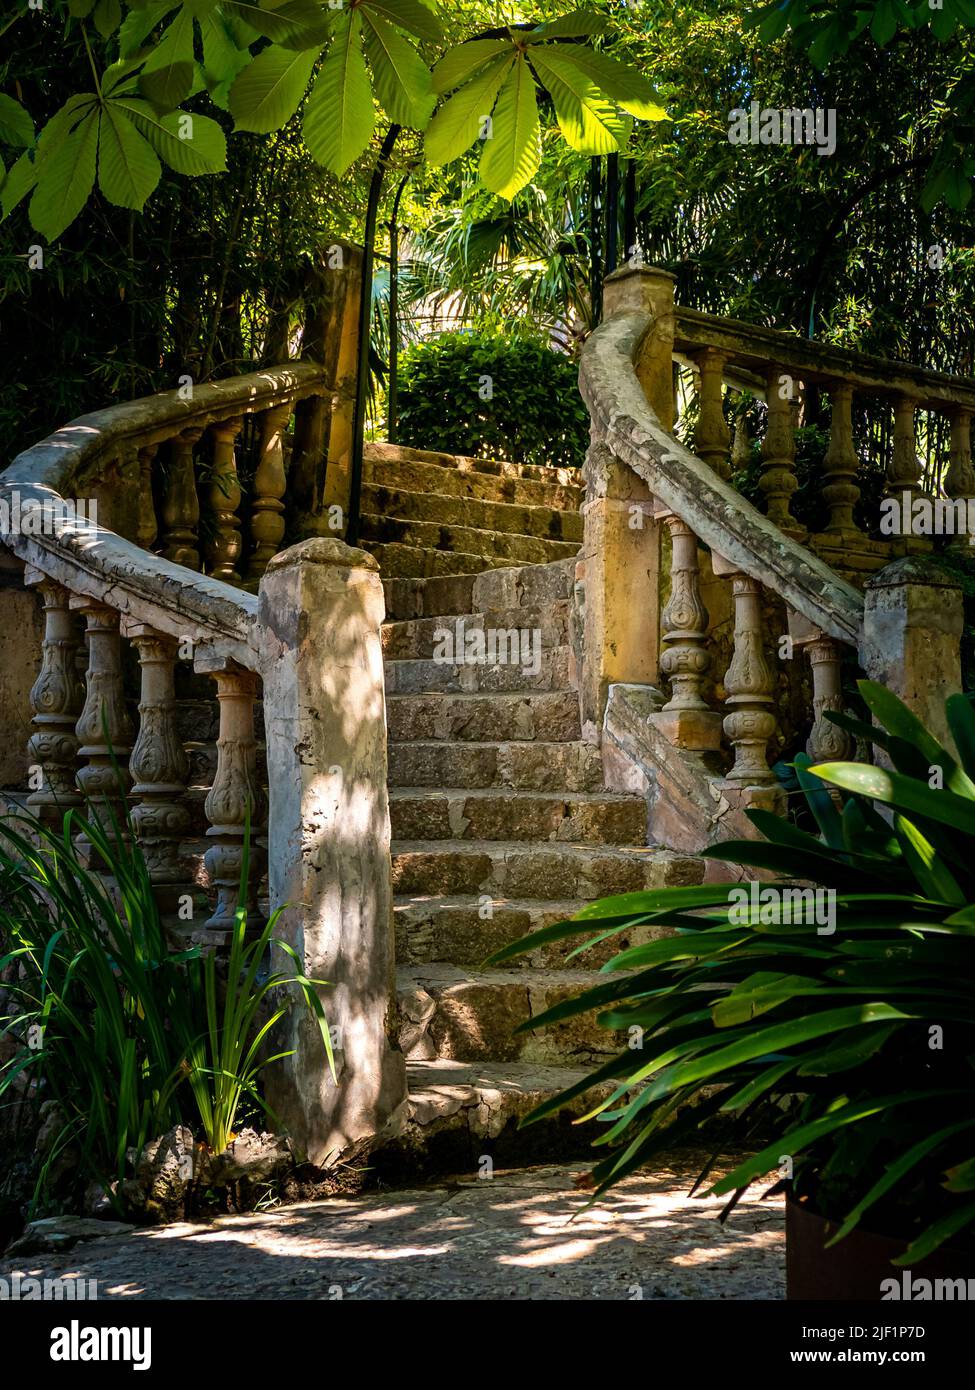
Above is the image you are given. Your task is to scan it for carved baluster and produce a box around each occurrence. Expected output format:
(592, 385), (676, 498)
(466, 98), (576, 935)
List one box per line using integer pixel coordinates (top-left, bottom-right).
(127, 628), (190, 893)
(694, 348), (730, 478)
(160, 428), (202, 570)
(204, 418), (243, 580)
(72, 599), (133, 856)
(760, 368), (802, 533)
(822, 382), (861, 535)
(806, 636), (853, 765)
(203, 666), (265, 939)
(25, 574), (84, 825)
(722, 574), (777, 784)
(136, 444), (159, 551)
(945, 407), (975, 549)
(247, 405), (291, 582)
(660, 516), (710, 710)
(731, 410), (751, 473)
(885, 395), (924, 502)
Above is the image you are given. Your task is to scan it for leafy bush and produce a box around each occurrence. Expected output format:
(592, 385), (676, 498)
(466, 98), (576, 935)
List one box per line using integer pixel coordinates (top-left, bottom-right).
(0, 807), (331, 1212)
(489, 682), (975, 1265)
(395, 331), (589, 470)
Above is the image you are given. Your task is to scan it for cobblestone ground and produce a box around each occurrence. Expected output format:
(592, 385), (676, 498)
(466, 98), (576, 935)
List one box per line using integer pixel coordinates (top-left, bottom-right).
(0, 1158), (784, 1301)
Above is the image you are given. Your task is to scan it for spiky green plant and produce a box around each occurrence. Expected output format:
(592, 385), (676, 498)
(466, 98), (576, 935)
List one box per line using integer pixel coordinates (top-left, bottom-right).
(487, 682), (975, 1265)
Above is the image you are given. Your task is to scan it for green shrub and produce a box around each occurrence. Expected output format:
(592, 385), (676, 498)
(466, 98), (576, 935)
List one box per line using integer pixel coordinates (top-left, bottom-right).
(395, 331), (589, 470)
(489, 681), (975, 1264)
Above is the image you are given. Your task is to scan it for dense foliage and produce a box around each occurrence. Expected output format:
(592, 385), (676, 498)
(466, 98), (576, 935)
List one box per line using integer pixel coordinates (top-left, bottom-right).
(489, 682), (975, 1264)
(395, 329), (589, 467)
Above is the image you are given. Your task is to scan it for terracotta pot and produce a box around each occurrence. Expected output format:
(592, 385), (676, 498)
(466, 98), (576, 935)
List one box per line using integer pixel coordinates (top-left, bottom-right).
(786, 1194), (975, 1301)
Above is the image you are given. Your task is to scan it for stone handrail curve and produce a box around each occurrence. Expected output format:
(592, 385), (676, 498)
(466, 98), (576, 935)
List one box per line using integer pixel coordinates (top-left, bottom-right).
(579, 310), (864, 645)
(0, 363), (325, 668)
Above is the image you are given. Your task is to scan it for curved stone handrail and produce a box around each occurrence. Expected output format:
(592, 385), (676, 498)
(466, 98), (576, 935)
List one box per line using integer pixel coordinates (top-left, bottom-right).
(579, 310), (864, 645)
(0, 363), (325, 666)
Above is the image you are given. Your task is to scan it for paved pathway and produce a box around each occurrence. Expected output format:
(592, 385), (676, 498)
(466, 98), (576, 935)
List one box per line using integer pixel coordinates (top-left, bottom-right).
(0, 1158), (784, 1300)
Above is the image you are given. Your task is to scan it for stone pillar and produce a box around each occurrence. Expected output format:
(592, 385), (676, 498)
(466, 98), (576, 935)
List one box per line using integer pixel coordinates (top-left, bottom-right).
(580, 266), (674, 730)
(861, 558), (963, 752)
(247, 404), (291, 583)
(136, 444), (159, 551)
(694, 348), (730, 478)
(760, 367), (802, 535)
(721, 573), (778, 786)
(821, 382), (861, 536)
(806, 636), (853, 763)
(945, 407), (975, 552)
(199, 663), (265, 941)
(127, 627), (190, 896)
(204, 418), (243, 581)
(72, 599), (133, 856)
(160, 429), (202, 570)
(25, 573), (84, 824)
(886, 395), (925, 502)
(257, 537), (406, 1164)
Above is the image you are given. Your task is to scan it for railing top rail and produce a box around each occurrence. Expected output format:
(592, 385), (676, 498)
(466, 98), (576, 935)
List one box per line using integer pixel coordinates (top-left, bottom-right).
(580, 309), (864, 645)
(674, 307), (975, 412)
(0, 362), (325, 666)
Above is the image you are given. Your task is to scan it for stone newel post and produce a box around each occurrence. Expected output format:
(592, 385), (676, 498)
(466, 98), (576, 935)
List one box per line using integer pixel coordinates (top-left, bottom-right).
(861, 557), (963, 752)
(257, 537), (406, 1164)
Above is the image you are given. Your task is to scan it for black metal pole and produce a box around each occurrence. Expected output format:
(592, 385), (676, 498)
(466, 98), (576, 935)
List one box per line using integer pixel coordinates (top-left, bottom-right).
(589, 155), (602, 326)
(605, 152), (619, 276)
(346, 123), (400, 547)
(387, 171), (411, 445)
(623, 159), (636, 266)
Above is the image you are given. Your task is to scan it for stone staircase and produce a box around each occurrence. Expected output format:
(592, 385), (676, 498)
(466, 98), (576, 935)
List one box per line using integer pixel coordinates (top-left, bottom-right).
(360, 443), (705, 1171)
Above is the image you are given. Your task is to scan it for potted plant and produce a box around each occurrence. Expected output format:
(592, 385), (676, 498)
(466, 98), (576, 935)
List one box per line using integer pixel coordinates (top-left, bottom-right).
(487, 682), (975, 1299)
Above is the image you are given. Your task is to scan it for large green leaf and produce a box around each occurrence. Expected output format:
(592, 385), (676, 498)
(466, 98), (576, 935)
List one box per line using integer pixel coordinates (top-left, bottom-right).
(364, 0), (443, 44)
(118, 0), (177, 57)
(479, 57), (540, 200)
(536, 44), (668, 121)
(529, 47), (629, 154)
(199, 12), (254, 107)
(424, 52), (513, 166)
(810, 760), (975, 837)
(113, 99), (227, 174)
(361, 8), (435, 128)
(302, 12), (375, 173)
(529, 10), (611, 39)
(139, 7), (197, 108)
(219, 0), (326, 46)
(28, 111), (99, 241)
(0, 95), (35, 149)
(858, 679), (975, 799)
(432, 39), (512, 96)
(229, 42), (318, 133)
(97, 105), (162, 211)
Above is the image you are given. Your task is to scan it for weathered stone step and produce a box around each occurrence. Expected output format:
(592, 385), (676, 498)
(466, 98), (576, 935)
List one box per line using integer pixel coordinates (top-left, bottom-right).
(382, 601), (570, 661)
(376, 1059), (620, 1171)
(360, 514), (579, 566)
(364, 443), (583, 510)
(383, 557), (576, 622)
(384, 647), (571, 696)
(394, 894), (667, 969)
(387, 739), (603, 792)
(392, 840), (704, 899)
(388, 788), (647, 845)
(387, 690), (581, 743)
(365, 543), (513, 579)
(397, 964), (623, 1064)
(363, 484), (583, 544)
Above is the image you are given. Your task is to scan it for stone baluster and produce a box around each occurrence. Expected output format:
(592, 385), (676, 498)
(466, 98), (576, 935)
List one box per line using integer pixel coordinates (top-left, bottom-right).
(722, 573), (777, 784)
(821, 382), (861, 535)
(247, 405), (291, 582)
(204, 418), (244, 581)
(202, 664), (265, 940)
(760, 367), (802, 534)
(136, 444), (159, 551)
(885, 395), (924, 502)
(127, 627), (190, 895)
(694, 348), (731, 479)
(731, 410), (751, 474)
(659, 515), (711, 711)
(25, 573), (84, 825)
(806, 636), (853, 764)
(945, 407), (975, 549)
(160, 428), (202, 570)
(72, 599), (133, 856)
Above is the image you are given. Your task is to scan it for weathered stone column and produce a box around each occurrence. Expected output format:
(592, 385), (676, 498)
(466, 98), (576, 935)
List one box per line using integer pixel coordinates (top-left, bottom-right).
(204, 418), (243, 581)
(721, 572), (778, 786)
(257, 537), (406, 1164)
(760, 368), (802, 535)
(580, 266), (673, 730)
(247, 404), (291, 583)
(694, 348), (731, 479)
(806, 636), (853, 763)
(318, 242), (365, 525)
(72, 598), (133, 856)
(885, 395), (925, 502)
(821, 382), (861, 536)
(25, 572), (84, 824)
(861, 558), (963, 751)
(945, 407), (975, 551)
(127, 627), (190, 896)
(160, 428), (202, 570)
(136, 444), (159, 551)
